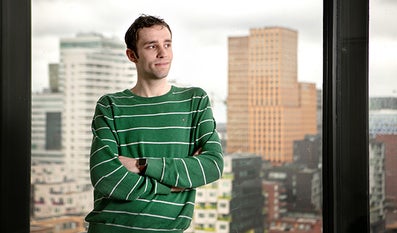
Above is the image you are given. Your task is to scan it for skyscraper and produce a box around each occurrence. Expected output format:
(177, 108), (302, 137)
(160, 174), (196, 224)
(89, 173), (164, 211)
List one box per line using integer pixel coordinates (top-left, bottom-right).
(369, 139), (385, 230)
(31, 90), (86, 219)
(227, 27), (317, 163)
(59, 33), (136, 211)
(189, 153), (264, 233)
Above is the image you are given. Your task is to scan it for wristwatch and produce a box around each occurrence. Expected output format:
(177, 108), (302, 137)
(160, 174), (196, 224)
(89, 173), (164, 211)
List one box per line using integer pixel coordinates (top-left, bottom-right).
(136, 158), (147, 175)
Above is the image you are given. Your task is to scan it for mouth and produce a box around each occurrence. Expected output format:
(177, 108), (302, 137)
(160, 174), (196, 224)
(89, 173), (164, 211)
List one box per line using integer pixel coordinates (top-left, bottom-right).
(155, 62), (170, 67)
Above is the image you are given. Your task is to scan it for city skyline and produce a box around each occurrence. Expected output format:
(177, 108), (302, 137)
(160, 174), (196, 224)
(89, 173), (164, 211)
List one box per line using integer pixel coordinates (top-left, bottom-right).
(32, 1), (323, 101)
(29, 10), (396, 230)
(32, 0), (397, 95)
(33, 0), (397, 124)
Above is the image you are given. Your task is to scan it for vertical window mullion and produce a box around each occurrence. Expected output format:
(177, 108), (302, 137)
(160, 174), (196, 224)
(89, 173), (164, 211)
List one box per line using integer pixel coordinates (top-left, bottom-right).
(323, 0), (370, 232)
(0, 0), (31, 232)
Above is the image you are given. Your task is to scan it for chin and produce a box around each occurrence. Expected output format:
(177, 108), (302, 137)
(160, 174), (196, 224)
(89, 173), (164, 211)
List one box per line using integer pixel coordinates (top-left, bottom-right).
(156, 73), (169, 79)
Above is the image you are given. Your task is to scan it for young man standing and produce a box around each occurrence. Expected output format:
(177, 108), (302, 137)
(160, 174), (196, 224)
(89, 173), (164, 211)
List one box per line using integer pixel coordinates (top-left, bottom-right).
(85, 15), (224, 233)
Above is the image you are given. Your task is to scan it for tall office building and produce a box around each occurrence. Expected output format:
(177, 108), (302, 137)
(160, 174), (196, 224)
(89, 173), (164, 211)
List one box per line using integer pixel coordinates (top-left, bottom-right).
(227, 27), (317, 163)
(375, 135), (397, 209)
(31, 90), (92, 220)
(59, 33), (136, 209)
(369, 140), (386, 231)
(49, 63), (60, 92)
(31, 91), (63, 155)
(227, 36), (250, 153)
(189, 153), (264, 233)
(369, 97), (397, 231)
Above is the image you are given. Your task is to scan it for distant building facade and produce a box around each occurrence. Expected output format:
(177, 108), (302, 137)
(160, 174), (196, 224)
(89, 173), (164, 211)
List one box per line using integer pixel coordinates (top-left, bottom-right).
(31, 90), (82, 219)
(375, 135), (397, 208)
(262, 164), (322, 232)
(369, 140), (386, 232)
(31, 216), (86, 233)
(31, 33), (136, 222)
(263, 180), (288, 223)
(369, 97), (397, 135)
(263, 164), (321, 215)
(189, 153), (264, 233)
(370, 97), (397, 110)
(368, 97), (397, 232)
(60, 33), (135, 191)
(227, 27), (317, 164)
(370, 110), (397, 135)
(293, 134), (322, 169)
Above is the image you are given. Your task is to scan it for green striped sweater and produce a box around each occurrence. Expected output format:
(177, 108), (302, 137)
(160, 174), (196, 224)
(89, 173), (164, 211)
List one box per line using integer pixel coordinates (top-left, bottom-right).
(85, 86), (224, 233)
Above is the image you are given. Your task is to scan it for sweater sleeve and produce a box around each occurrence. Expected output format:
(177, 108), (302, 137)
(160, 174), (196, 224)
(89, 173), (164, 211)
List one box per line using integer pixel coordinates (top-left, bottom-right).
(89, 96), (171, 200)
(144, 92), (224, 188)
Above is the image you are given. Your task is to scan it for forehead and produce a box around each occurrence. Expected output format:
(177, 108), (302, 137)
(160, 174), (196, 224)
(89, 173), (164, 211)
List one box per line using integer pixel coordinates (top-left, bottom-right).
(137, 25), (172, 43)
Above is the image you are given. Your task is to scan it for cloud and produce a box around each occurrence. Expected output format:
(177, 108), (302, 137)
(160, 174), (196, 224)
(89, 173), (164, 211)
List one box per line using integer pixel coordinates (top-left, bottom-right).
(370, 1), (397, 40)
(32, 0), (395, 100)
(31, 0), (325, 104)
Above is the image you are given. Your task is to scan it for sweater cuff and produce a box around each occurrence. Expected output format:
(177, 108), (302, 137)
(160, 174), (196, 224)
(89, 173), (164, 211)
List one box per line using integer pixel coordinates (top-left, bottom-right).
(155, 181), (171, 195)
(145, 158), (164, 182)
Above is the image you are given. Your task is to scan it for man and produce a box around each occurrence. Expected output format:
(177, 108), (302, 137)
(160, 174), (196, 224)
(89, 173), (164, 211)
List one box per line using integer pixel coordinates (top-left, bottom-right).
(85, 14), (224, 233)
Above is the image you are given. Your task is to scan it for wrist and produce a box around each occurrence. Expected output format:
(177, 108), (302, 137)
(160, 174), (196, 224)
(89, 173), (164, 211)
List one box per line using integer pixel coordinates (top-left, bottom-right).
(136, 158), (147, 175)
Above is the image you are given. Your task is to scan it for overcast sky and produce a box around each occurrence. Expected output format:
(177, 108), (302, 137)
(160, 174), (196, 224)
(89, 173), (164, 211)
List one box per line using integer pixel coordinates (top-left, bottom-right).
(32, 0), (397, 122)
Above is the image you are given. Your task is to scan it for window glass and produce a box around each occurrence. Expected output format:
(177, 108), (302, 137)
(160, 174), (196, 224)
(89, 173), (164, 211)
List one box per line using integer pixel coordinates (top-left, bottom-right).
(31, 1), (323, 232)
(369, 1), (397, 232)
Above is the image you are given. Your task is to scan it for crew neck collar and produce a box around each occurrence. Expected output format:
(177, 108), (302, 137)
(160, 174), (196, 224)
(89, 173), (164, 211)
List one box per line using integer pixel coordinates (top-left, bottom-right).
(125, 85), (175, 99)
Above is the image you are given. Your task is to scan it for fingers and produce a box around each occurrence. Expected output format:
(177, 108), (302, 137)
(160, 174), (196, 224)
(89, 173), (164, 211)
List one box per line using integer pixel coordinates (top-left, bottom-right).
(171, 187), (185, 192)
(193, 147), (202, 156)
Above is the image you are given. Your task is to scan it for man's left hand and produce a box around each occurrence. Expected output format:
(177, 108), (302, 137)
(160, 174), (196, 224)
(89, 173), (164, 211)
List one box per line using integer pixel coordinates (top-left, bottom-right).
(118, 156), (140, 173)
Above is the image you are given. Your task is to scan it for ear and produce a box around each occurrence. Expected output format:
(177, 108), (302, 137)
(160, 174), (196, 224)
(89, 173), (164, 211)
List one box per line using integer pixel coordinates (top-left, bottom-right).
(126, 49), (138, 63)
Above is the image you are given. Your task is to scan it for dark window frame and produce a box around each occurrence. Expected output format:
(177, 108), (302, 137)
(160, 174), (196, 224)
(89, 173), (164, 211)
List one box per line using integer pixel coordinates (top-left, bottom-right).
(322, 0), (369, 232)
(1, 0), (32, 232)
(0, 0), (369, 232)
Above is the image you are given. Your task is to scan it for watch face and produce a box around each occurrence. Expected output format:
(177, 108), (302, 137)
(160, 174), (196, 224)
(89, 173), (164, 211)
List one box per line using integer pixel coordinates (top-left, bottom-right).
(138, 158), (147, 166)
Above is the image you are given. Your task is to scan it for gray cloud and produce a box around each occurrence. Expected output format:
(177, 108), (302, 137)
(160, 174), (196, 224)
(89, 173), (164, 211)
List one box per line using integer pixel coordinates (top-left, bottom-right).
(370, 2), (397, 40)
(32, 0), (396, 98)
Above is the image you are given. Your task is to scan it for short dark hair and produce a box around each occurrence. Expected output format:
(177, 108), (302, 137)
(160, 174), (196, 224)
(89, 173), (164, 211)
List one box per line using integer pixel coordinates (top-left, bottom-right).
(124, 14), (172, 58)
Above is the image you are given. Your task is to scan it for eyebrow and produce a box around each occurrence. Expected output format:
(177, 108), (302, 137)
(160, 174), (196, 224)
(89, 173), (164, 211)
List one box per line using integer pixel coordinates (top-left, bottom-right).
(143, 39), (172, 46)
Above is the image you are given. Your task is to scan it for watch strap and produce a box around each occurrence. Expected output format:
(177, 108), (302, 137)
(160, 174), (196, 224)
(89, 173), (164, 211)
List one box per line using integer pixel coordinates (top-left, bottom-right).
(136, 158), (147, 175)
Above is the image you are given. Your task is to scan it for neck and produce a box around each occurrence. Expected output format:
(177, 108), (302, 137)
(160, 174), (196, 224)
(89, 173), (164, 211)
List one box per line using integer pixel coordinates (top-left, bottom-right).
(131, 79), (171, 97)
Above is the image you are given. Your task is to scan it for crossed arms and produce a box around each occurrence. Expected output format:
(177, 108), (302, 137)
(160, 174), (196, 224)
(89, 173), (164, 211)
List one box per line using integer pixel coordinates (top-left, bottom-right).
(89, 95), (224, 201)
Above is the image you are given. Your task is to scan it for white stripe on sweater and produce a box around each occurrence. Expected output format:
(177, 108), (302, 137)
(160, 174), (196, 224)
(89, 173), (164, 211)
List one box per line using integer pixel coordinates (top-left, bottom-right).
(90, 145), (110, 158)
(114, 110), (204, 118)
(90, 157), (118, 171)
(160, 158), (166, 182)
(120, 141), (193, 147)
(180, 159), (192, 187)
(126, 176), (143, 200)
(104, 222), (183, 232)
(94, 165), (123, 188)
(135, 199), (195, 207)
(214, 159), (222, 178)
(109, 172), (129, 197)
(102, 209), (176, 220)
(193, 156), (207, 185)
(116, 126), (195, 133)
(110, 98), (195, 107)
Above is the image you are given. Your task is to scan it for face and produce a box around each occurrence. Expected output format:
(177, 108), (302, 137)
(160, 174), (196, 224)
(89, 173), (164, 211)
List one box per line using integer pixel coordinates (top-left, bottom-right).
(127, 25), (173, 81)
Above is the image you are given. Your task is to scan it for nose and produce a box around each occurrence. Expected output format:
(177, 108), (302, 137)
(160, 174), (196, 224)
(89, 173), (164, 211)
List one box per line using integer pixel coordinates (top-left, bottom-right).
(156, 45), (168, 58)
